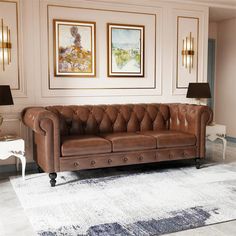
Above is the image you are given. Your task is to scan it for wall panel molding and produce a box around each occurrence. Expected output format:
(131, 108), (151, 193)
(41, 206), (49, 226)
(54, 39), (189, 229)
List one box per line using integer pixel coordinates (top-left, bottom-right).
(39, 0), (163, 97)
(171, 8), (208, 95)
(176, 16), (199, 88)
(0, 0), (27, 97)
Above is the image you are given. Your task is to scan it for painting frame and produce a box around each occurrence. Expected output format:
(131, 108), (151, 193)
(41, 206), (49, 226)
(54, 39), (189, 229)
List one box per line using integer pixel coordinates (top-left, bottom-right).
(107, 23), (145, 77)
(53, 19), (96, 77)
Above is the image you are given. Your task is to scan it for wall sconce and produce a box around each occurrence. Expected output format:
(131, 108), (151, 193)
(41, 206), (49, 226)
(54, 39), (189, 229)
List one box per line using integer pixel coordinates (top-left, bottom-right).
(182, 32), (194, 73)
(0, 18), (11, 71)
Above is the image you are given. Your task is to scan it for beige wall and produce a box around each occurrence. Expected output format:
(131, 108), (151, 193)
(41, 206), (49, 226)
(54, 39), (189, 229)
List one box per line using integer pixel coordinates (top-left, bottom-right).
(215, 18), (236, 137)
(208, 19), (236, 138)
(208, 22), (218, 115)
(209, 22), (218, 39)
(0, 0), (209, 166)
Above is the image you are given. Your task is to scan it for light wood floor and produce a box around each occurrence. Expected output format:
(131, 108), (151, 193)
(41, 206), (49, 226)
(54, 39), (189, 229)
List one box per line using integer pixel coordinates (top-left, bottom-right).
(0, 141), (236, 236)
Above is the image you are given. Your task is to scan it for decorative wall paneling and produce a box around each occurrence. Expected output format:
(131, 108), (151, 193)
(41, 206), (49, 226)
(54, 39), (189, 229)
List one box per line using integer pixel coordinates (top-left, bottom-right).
(172, 8), (208, 95)
(40, 1), (162, 97)
(0, 0), (26, 97)
(177, 17), (199, 87)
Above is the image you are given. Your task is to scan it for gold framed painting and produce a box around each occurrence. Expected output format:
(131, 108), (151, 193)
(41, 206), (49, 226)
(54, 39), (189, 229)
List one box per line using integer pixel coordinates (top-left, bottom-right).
(54, 19), (96, 77)
(107, 23), (145, 77)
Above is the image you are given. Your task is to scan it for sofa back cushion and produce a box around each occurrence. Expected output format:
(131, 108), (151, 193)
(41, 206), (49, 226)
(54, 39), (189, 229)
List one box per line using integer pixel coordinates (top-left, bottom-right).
(46, 104), (170, 136)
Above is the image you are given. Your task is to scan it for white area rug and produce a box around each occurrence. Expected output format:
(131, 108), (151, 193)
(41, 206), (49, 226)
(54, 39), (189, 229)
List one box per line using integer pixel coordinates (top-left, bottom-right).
(10, 160), (236, 236)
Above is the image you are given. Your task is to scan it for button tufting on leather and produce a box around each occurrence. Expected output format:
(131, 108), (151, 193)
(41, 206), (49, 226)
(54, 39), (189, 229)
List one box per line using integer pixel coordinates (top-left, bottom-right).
(138, 156), (143, 161)
(23, 103), (213, 177)
(46, 104), (171, 135)
(108, 159), (112, 164)
(74, 162), (79, 167)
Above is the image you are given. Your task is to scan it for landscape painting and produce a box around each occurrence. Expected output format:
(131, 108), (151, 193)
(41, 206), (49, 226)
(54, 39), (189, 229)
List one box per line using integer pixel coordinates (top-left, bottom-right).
(54, 20), (96, 77)
(108, 23), (144, 77)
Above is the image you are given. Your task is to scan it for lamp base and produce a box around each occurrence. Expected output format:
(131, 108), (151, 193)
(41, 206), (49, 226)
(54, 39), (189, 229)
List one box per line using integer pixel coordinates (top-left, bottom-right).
(195, 98), (208, 105)
(196, 99), (201, 105)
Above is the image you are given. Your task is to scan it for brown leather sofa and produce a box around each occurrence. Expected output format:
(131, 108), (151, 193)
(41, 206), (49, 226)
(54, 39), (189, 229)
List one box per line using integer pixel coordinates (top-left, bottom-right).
(22, 103), (212, 187)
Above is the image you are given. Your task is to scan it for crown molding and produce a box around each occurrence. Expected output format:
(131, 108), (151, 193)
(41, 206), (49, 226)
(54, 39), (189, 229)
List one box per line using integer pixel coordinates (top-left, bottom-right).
(161, 0), (236, 9)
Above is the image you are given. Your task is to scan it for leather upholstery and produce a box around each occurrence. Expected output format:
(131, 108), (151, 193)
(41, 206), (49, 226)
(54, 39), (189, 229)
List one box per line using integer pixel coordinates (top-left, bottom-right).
(60, 147), (197, 172)
(61, 135), (111, 157)
(140, 130), (196, 148)
(100, 132), (156, 152)
(22, 107), (60, 172)
(46, 104), (170, 135)
(168, 104), (213, 157)
(22, 103), (213, 173)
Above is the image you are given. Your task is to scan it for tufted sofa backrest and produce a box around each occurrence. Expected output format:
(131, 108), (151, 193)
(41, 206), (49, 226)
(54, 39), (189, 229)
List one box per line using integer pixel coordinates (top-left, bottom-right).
(168, 103), (207, 134)
(46, 104), (170, 136)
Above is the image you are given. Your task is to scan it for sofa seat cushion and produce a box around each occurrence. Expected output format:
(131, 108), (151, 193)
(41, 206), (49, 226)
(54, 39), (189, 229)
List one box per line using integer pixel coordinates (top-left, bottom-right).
(61, 135), (112, 157)
(141, 130), (196, 148)
(100, 132), (156, 152)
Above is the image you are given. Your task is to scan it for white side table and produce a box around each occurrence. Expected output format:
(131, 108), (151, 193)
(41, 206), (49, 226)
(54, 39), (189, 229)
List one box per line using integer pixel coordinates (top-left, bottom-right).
(206, 124), (227, 160)
(0, 136), (26, 180)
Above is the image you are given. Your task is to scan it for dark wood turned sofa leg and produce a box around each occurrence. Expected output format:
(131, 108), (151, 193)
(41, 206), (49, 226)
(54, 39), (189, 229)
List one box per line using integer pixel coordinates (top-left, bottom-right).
(195, 158), (201, 169)
(49, 173), (57, 187)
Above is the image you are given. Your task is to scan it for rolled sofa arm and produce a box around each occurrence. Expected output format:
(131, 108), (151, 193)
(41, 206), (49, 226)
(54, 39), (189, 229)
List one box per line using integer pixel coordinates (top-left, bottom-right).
(22, 107), (60, 172)
(168, 103), (213, 158)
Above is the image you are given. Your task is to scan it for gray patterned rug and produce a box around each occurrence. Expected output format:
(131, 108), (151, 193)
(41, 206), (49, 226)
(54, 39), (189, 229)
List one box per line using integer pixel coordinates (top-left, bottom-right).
(10, 160), (236, 236)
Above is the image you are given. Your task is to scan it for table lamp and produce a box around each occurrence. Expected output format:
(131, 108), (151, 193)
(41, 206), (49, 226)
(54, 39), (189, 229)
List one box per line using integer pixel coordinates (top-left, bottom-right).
(186, 82), (211, 105)
(0, 85), (14, 127)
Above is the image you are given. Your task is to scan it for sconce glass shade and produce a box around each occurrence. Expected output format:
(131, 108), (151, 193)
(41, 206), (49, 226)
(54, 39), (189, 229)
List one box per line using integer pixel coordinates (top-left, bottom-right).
(186, 83), (211, 99)
(0, 19), (12, 71)
(182, 32), (194, 73)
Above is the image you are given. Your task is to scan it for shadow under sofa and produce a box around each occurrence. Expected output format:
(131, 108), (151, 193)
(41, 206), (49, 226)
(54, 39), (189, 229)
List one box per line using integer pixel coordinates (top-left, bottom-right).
(22, 103), (213, 187)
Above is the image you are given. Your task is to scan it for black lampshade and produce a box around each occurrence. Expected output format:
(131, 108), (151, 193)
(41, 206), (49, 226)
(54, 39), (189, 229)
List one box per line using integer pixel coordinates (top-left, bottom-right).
(186, 83), (211, 99)
(0, 85), (14, 106)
